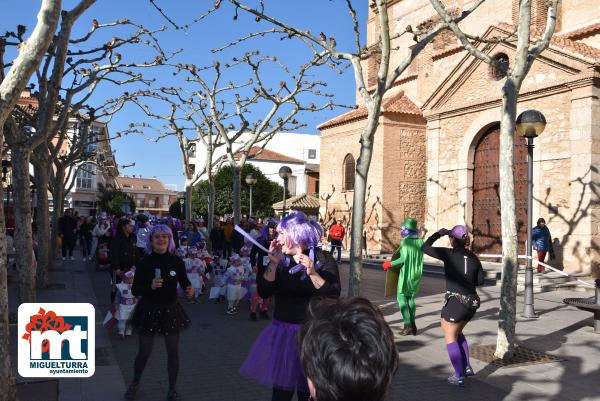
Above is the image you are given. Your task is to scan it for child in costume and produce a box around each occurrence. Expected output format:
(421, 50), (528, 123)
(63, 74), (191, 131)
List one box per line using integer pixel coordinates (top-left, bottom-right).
(240, 246), (253, 302)
(224, 253), (245, 314)
(115, 269), (138, 339)
(209, 256), (227, 303)
(382, 217), (424, 336)
(176, 236), (189, 259)
(186, 249), (203, 303)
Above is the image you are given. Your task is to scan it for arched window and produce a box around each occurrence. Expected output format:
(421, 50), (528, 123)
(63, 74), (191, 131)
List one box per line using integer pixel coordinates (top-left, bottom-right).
(342, 154), (355, 191)
(490, 53), (509, 81)
(187, 143), (196, 158)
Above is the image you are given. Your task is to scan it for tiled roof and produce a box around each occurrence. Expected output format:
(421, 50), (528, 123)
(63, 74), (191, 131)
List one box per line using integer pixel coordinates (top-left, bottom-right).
(116, 176), (177, 194)
(272, 193), (320, 210)
(496, 23), (600, 62)
(560, 23), (600, 41)
(318, 92), (422, 130)
(237, 146), (305, 164)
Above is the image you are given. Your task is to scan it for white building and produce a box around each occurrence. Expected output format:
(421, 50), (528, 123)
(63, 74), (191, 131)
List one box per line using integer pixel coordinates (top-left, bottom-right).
(188, 132), (320, 195)
(66, 121), (119, 216)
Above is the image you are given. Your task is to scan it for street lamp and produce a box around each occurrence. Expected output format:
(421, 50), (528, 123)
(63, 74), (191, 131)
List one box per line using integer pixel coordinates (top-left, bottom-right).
(517, 109), (547, 319)
(278, 166), (292, 217)
(179, 197), (185, 221)
(245, 173), (257, 218)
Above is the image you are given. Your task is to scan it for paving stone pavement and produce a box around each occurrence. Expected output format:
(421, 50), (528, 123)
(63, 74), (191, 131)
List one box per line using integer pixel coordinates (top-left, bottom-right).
(10, 254), (600, 401)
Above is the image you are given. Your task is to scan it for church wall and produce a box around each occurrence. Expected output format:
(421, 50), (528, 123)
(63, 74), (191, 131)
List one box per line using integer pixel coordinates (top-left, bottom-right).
(380, 114), (427, 252)
(319, 119), (385, 253)
(559, 0), (600, 33)
(424, 78), (600, 273)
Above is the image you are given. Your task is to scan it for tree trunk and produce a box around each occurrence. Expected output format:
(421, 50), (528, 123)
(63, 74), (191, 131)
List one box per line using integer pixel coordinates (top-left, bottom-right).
(494, 81), (520, 359)
(206, 176), (216, 252)
(50, 183), (66, 266)
(33, 162), (51, 287)
(0, 140), (17, 401)
(12, 145), (36, 303)
(185, 184), (193, 224)
(232, 165), (241, 224)
(348, 109), (380, 296)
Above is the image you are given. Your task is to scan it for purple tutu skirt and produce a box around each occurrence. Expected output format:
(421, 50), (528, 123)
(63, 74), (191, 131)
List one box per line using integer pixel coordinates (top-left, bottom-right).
(240, 320), (308, 392)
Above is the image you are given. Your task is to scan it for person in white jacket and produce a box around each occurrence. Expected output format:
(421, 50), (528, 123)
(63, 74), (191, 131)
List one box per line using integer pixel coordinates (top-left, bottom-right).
(91, 215), (111, 259)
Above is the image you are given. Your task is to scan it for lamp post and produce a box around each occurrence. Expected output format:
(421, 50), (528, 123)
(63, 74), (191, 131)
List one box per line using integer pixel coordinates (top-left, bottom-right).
(278, 166), (292, 217)
(179, 197), (185, 221)
(245, 173), (257, 218)
(516, 109), (546, 319)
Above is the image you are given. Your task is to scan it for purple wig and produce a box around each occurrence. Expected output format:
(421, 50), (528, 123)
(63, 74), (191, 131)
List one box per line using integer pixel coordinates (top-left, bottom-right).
(145, 224), (176, 254)
(277, 212), (322, 250)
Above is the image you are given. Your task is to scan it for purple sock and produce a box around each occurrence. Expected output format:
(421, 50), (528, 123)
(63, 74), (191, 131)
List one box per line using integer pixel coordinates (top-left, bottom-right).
(457, 333), (471, 368)
(446, 342), (465, 378)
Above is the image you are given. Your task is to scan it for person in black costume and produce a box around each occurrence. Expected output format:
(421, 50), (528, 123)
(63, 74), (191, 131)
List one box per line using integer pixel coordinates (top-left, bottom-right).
(248, 219), (278, 320)
(422, 225), (485, 387)
(125, 224), (193, 401)
(240, 212), (341, 401)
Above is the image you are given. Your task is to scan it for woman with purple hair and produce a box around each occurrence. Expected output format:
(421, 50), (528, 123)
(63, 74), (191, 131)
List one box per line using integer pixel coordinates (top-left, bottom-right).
(240, 212), (341, 401)
(422, 225), (485, 388)
(126, 224), (193, 401)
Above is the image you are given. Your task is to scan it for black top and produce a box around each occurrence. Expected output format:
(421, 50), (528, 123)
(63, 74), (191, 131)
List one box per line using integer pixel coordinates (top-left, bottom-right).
(257, 248), (341, 324)
(79, 222), (94, 240)
(422, 232), (485, 295)
(250, 235), (274, 272)
(110, 232), (138, 274)
(132, 252), (190, 304)
(58, 215), (77, 237)
(210, 227), (225, 250)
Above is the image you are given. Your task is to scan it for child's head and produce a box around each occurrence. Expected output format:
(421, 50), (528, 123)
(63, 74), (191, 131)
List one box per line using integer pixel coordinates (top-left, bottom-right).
(180, 236), (189, 246)
(229, 253), (242, 266)
(123, 269), (135, 284)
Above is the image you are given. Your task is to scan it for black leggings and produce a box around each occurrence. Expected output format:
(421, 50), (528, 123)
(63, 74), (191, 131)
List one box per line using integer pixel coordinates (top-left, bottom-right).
(271, 388), (310, 401)
(133, 333), (180, 391)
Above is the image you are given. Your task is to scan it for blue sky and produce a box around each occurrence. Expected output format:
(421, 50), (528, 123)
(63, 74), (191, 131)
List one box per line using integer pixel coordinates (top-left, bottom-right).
(1, 1), (367, 190)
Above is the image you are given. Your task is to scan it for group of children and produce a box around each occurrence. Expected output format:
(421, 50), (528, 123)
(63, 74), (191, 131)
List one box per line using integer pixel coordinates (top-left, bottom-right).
(110, 236), (269, 339)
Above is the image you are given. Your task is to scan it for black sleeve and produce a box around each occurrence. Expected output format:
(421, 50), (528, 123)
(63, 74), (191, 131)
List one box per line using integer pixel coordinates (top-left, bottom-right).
(313, 250), (341, 297)
(109, 238), (121, 272)
(250, 245), (259, 266)
(475, 256), (485, 286)
(176, 256), (191, 289)
(422, 233), (448, 261)
(132, 259), (153, 297)
(257, 266), (278, 298)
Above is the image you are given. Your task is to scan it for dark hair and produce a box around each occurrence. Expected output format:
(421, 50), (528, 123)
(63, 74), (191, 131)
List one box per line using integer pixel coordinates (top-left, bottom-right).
(117, 218), (132, 234)
(298, 297), (399, 401)
(537, 218), (546, 225)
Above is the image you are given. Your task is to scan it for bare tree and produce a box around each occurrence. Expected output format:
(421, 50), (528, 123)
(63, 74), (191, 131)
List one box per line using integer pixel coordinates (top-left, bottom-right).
(129, 50), (336, 226)
(11, 0), (98, 292)
(222, 0), (486, 295)
(18, 16), (167, 290)
(429, 0), (559, 359)
(0, 2), (62, 399)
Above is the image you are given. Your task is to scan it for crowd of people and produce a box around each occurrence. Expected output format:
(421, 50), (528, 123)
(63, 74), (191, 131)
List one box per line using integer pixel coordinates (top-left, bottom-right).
(50, 206), (556, 400)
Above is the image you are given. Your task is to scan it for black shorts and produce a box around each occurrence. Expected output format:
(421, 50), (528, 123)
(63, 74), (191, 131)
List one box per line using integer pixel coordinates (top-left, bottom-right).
(441, 296), (476, 323)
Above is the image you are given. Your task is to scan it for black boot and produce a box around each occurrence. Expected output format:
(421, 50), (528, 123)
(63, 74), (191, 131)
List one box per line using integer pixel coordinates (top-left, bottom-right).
(410, 322), (417, 336)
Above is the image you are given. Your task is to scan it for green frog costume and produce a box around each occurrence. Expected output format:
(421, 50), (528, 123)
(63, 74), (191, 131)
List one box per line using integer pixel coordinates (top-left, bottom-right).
(383, 217), (424, 336)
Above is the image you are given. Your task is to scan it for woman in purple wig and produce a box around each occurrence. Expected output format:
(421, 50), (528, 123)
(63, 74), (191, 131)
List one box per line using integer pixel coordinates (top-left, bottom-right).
(126, 224), (193, 401)
(240, 212), (341, 401)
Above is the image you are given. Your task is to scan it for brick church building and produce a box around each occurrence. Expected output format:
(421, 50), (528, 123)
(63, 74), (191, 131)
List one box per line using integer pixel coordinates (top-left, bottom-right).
(318, 0), (600, 275)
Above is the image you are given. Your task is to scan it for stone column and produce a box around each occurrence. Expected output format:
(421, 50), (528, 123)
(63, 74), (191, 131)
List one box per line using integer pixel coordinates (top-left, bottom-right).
(425, 116), (441, 231)
(567, 80), (600, 274)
